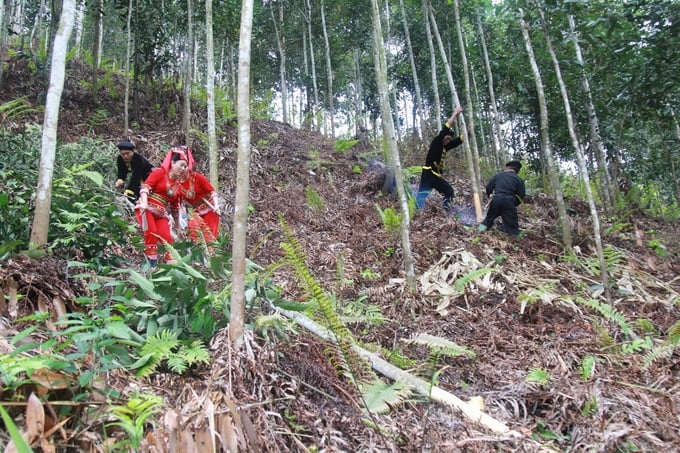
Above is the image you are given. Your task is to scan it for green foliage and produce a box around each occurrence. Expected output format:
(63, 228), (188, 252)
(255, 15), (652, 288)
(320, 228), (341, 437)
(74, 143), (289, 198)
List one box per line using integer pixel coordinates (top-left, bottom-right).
(107, 392), (163, 450)
(279, 218), (378, 399)
(254, 313), (298, 342)
(576, 297), (633, 337)
(360, 380), (411, 414)
(0, 405), (32, 453)
(305, 186), (326, 212)
(334, 138), (359, 153)
(642, 320), (680, 369)
(0, 96), (42, 121)
(115, 243), (231, 341)
(130, 330), (210, 378)
(340, 295), (386, 326)
(375, 204), (402, 241)
(578, 355), (598, 381)
(403, 334), (476, 360)
(525, 368), (551, 386)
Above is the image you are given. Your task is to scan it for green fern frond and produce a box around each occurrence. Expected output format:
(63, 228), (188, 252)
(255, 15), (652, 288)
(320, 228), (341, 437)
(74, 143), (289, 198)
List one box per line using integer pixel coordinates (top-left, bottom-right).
(403, 333), (476, 359)
(360, 379), (412, 414)
(642, 320), (680, 369)
(279, 217), (376, 388)
(166, 355), (189, 374)
(180, 340), (211, 365)
(576, 297), (632, 336)
(453, 268), (497, 292)
(140, 330), (180, 357)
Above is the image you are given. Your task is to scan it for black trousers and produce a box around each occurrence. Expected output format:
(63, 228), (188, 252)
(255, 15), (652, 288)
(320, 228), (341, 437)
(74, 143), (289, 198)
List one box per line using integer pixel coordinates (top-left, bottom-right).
(481, 195), (520, 236)
(416, 169), (454, 210)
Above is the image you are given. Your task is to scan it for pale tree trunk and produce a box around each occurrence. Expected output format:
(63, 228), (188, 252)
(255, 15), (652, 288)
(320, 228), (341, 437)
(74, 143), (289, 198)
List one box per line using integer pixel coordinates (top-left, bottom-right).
(0, 0), (5, 88)
(320, 0), (334, 137)
(568, 14), (615, 215)
(123, 0), (133, 136)
(73, 0), (85, 57)
(91, 0), (102, 102)
(519, 9), (572, 249)
(30, 0), (46, 52)
(538, 5), (609, 301)
(352, 49), (365, 136)
(30, 0), (76, 248)
(398, 0), (424, 138)
(230, 0), (254, 349)
(452, 0), (483, 217)
(303, 0), (319, 132)
(476, 8), (504, 169)
(205, 0), (218, 188)
(422, 0), (439, 126)
(269, 1), (288, 124)
(182, 0), (194, 143)
(370, 0), (416, 289)
(427, 4), (483, 221)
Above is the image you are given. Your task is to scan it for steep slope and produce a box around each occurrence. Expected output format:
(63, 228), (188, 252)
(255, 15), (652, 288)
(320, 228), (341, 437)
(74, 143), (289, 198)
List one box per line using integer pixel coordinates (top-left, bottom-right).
(1, 57), (679, 451)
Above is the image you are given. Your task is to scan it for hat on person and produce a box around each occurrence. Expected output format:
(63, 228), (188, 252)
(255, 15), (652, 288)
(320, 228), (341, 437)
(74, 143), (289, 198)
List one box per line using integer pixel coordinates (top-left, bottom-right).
(506, 160), (522, 172)
(117, 140), (135, 151)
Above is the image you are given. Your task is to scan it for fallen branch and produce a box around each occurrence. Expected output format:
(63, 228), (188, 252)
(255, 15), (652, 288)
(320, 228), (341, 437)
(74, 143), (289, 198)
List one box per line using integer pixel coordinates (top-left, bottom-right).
(273, 305), (549, 446)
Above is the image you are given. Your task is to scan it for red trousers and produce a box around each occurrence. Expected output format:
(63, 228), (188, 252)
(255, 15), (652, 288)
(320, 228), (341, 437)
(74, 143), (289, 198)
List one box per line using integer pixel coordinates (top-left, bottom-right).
(188, 211), (219, 244)
(136, 209), (173, 260)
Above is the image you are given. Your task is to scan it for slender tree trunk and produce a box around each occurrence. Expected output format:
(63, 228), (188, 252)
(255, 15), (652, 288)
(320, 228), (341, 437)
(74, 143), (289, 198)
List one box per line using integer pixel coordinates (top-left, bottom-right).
(352, 49), (365, 136)
(519, 9), (572, 249)
(230, 0), (255, 349)
(0, 0), (5, 88)
(568, 14), (615, 215)
(370, 0), (415, 289)
(269, 1), (288, 124)
(30, 0), (76, 247)
(73, 0), (85, 57)
(476, 8), (504, 168)
(90, 0), (101, 101)
(453, 0), (483, 216)
(123, 0), (133, 136)
(428, 4), (483, 221)
(399, 0), (424, 138)
(538, 4), (609, 300)
(182, 0), (194, 143)
(206, 0), (218, 188)
(304, 0), (319, 132)
(320, 0), (334, 137)
(422, 0), (438, 126)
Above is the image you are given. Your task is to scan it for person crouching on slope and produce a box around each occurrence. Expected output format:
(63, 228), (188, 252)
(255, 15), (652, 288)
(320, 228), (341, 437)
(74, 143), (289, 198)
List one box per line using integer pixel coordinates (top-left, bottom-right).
(478, 160), (526, 236)
(136, 147), (191, 267)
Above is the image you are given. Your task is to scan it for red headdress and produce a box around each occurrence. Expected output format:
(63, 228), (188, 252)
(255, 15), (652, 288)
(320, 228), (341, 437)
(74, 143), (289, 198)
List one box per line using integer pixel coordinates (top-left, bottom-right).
(161, 146), (195, 172)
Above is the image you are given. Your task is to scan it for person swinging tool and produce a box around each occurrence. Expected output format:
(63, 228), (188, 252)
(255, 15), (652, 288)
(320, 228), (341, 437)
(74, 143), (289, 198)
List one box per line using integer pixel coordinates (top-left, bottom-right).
(415, 106), (466, 212)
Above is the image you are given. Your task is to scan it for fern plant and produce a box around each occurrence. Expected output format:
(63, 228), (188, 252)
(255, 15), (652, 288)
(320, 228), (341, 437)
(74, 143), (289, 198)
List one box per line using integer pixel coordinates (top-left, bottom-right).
(130, 330), (210, 378)
(106, 392), (163, 451)
(279, 219), (402, 419)
(576, 297), (633, 337)
(375, 204), (402, 241)
(642, 319), (680, 369)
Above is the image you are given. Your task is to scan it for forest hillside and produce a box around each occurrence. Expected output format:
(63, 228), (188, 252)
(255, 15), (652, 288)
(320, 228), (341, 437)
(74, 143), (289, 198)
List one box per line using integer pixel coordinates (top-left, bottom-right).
(1, 58), (679, 452)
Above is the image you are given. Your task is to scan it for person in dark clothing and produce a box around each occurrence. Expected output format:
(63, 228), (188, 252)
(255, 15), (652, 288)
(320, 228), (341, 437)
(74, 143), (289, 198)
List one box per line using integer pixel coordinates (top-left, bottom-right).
(416, 106), (465, 211)
(478, 160), (526, 236)
(115, 140), (154, 202)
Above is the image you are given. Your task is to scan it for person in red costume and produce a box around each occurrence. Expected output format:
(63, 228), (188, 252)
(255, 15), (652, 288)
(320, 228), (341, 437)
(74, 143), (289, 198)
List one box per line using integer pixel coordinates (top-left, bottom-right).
(175, 146), (221, 246)
(136, 147), (191, 267)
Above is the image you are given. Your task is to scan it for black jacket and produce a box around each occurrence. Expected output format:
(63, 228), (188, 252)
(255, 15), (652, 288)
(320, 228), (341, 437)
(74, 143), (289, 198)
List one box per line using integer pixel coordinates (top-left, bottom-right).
(424, 125), (463, 176)
(116, 153), (154, 200)
(486, 170), (525, 205)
